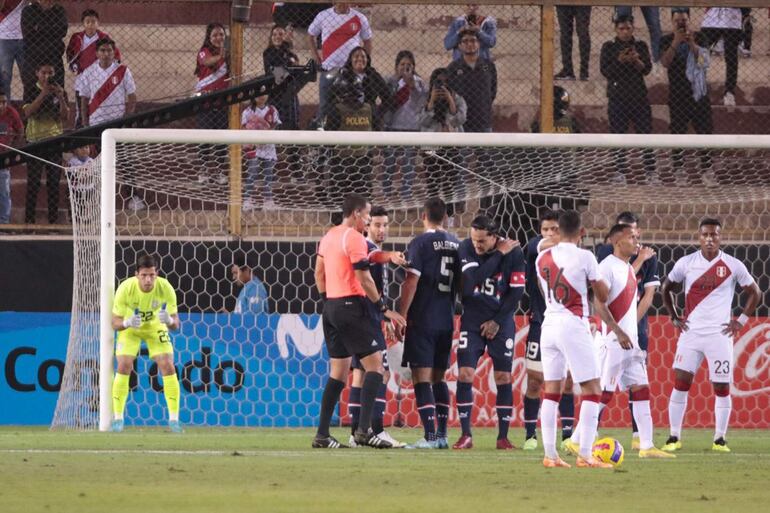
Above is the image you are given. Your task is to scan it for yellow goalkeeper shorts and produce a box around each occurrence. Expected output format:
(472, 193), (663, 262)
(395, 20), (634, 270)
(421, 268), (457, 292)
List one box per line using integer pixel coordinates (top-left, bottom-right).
(116, 327), (174, 359)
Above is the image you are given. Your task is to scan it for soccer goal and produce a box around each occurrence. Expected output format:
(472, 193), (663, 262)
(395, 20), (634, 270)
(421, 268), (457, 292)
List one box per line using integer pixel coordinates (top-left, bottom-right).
(52, 129), (770, 432)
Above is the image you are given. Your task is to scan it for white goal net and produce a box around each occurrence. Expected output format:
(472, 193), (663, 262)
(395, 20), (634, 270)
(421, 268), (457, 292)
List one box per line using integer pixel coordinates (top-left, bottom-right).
(52, 130), (770, 432)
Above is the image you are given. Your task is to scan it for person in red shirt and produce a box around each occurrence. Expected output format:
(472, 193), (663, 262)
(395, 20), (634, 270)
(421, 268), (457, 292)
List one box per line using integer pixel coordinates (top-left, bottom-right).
(0, 89), (23, 223)
(313, 193), (406, 449)
(66, 9), (122, 127)
(194, 22), (229, 185)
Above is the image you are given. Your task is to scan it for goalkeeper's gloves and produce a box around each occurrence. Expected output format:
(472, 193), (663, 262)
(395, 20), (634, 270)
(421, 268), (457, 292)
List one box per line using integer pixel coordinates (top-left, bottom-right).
(158, 303), (173, 326)
(123, 309), (142, 329)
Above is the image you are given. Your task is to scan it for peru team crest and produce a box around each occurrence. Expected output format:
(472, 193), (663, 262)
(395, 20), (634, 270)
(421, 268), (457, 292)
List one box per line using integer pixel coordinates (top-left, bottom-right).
(716, 266), (727, 278)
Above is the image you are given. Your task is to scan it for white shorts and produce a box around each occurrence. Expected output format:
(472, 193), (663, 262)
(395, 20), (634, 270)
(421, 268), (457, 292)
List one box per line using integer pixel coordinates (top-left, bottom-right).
(600, 344), (648, 392)
(541, 315), (599, 384)
(674, 330), (733, 383)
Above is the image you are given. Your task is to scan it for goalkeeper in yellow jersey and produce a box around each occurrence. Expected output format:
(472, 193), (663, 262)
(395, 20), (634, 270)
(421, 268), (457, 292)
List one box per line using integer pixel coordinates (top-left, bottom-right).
(110, 253), (182, 433)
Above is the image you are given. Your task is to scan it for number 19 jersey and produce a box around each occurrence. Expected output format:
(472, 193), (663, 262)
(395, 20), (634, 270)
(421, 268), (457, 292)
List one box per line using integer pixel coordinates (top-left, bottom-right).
(405, 229), (461, 330)
(535, 242), (601, 319)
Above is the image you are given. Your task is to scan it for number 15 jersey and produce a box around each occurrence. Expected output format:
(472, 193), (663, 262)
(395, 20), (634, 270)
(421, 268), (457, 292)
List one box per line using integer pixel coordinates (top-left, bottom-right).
(535, 242), (601, 319)
(405, 229), (461, 330)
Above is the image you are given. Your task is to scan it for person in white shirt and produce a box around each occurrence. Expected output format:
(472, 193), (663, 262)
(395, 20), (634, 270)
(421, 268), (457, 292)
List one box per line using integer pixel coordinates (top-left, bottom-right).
(594, 223), (674, 459)
(660, 218), (760, 453)
(241, 93), (281, 211)
(306, 2), (372, 127)
(700, 7), (743, 106)
(78, 38), (135, 126)
(535, 210), (628, 469)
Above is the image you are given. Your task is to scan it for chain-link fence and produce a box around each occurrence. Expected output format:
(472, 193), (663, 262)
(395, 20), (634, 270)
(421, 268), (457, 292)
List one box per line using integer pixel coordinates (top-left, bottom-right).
(2, 1), (769, 225)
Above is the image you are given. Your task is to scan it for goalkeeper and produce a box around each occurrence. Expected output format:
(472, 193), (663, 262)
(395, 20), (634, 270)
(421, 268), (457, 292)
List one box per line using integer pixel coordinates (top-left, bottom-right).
(110, 253), (182, 433)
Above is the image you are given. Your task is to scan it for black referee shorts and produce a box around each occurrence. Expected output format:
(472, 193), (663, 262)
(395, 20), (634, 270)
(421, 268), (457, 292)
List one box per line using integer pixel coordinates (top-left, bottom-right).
(322, 296), (382, 359)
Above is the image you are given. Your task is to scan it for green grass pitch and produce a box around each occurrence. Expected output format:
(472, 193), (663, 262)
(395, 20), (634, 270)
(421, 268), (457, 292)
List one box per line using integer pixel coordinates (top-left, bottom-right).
(1, 427), (769, 513)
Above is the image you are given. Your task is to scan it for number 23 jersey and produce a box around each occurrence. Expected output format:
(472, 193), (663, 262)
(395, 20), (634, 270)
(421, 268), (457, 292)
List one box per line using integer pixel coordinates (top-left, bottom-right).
(405, 229), (460, 330)
(535, 242), (601, 319)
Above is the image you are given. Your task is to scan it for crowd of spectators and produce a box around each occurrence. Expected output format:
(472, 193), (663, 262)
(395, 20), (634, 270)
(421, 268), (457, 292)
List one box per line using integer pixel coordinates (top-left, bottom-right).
(0, 3), (766, 225)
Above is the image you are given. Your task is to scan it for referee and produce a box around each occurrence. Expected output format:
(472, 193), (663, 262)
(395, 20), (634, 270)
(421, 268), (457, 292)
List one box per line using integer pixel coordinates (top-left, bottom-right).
(313, 194), (406, 449)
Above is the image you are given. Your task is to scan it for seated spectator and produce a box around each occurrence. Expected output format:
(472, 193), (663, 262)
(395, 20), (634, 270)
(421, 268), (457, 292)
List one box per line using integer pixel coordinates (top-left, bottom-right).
(614, 6), (662, 63)
(194, 22), (229, 185)
(555, 5), (591, 81)
(66, 9), (122, 127)
(306, 2), (372, 128)
(230, 254), (269, 314)
(700, 7), (742, 106)
(341, 46), (391, 130)
(0, 89), (23, 224)
(447, 29), (496, 133)
(78, 39), (135, 127)
(383, 50), (428, 201)
(23, 62), (69, 224)
(660, 7), (712, 184)
(531, 85), (580, 133)
(0, 0), (26, 101)
(21, 0), (67, 99)
(444, 4), (497, 61)
(241, 93), (281, 212)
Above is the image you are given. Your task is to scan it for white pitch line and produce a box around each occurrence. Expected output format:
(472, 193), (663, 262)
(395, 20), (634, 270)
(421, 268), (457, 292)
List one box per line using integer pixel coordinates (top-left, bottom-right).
(1, 448), (768, 460)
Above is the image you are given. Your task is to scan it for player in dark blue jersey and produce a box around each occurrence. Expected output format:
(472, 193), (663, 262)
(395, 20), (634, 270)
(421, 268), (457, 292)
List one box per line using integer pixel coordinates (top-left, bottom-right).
(348, 206), (407, 448)
(595, 211), (660, 451)
(398, 198), (460, 449)
(522, 209), (576, 451)
(453, 215), (526, 450)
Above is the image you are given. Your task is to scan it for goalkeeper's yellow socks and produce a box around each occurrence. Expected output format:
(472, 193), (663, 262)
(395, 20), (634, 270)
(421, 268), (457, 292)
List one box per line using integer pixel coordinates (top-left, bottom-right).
(112, 372), (130, 420)
(162, 372), (181, 422)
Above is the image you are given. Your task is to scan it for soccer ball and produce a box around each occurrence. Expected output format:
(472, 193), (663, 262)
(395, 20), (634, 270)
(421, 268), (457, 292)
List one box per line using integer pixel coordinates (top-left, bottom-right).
(592, 437), (625, 467)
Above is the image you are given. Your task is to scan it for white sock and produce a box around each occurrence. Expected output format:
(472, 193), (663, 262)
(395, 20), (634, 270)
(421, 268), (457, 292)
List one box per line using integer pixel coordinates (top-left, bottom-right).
(113, 413), (123, 421)
(541, 398), (559, 459)
(578, 400), (600, 459)
(570, 418), (581, 443)
(669, 388), (688, 439)
(632, 400), (653, 450)
(714, 395), (732, 440)
(169, 412), (179, 422)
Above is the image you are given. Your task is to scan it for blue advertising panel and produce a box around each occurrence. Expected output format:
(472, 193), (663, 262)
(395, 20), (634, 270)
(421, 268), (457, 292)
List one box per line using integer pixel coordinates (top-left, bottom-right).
(0, 313), (330, 426)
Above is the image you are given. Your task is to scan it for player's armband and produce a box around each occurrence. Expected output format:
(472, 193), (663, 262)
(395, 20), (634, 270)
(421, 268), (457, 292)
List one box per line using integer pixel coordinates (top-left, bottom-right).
(353, 259), (370, 271)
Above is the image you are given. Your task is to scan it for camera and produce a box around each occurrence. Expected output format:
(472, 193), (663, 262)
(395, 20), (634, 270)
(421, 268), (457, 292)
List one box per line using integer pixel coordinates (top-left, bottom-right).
(47, 77), (56, 85)
(466, 14), (477, 25)
(434, 78), (447, 89)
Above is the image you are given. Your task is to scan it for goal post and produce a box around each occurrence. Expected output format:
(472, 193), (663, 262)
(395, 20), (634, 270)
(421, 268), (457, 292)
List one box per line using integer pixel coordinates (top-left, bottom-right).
(52, 128), (770, 432)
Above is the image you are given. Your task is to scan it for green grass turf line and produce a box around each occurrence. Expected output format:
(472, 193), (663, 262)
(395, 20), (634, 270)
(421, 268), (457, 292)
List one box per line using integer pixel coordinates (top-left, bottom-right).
(1, 427), (769, 513)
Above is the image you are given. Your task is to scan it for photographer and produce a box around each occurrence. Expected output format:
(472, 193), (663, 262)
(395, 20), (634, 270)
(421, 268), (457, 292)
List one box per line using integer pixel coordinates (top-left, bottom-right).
(444, 4), (497, 61)
(23, 61), (69, 224)
(419, 67), (466, 206)
(600, 14), (653, 183)
(600, 14), (652, 135)
(660, 7), (712, 183)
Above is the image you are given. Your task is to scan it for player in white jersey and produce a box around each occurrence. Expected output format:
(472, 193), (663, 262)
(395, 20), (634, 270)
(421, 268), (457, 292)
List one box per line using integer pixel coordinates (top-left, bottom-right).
(595, 224), (673, 458)
(535, 210), (627, 469)
(661, 218), (760, 453)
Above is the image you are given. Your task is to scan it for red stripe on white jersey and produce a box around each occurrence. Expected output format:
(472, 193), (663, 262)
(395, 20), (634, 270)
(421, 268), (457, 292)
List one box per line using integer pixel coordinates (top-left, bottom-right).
(89, 64), (128, 115)
(608, 266), (637, 323)
(321, 15), (361, 61)
(685, 259), (732, 319)
(538, 250), (584, 317)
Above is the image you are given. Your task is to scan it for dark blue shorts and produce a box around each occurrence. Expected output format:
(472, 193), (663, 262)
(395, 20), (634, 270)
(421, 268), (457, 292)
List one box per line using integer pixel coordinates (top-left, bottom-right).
(402, 325), (453, 370)
(457, 328), (515, 373)
(526, 320), (542, 363)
